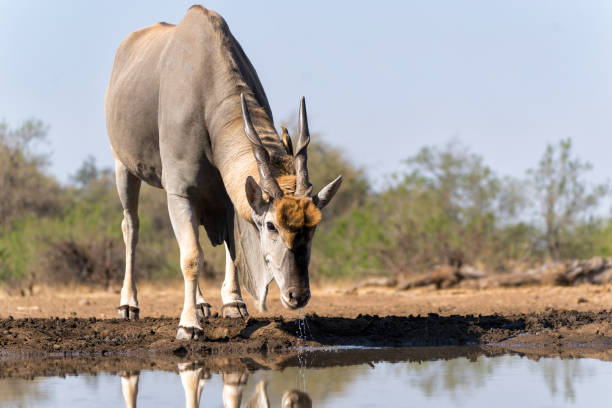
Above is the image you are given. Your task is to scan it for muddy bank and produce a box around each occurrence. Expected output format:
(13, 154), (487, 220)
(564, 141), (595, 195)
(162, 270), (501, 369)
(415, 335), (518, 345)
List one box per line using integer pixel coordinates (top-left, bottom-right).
(2, 310), (612, 361)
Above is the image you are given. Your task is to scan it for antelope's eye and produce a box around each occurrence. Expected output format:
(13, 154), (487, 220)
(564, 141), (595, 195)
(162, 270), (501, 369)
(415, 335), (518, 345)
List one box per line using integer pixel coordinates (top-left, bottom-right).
(266, 222), (277, 232)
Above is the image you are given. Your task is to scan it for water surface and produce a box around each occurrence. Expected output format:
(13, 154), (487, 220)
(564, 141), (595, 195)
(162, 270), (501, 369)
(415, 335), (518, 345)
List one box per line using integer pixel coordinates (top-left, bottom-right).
(2, 348), (611, 407)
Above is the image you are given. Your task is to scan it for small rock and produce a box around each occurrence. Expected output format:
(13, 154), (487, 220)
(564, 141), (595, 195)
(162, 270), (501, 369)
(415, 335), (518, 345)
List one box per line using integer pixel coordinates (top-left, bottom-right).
(53, 344), (60, 350)
(16, 306), (40, 311)
(577, 297), (589, 304)
(79, 299), (91, 306)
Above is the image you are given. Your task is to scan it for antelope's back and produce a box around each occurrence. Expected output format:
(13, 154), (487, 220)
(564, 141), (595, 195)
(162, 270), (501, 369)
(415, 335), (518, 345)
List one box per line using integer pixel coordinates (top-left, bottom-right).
(105, 22), (175, 188)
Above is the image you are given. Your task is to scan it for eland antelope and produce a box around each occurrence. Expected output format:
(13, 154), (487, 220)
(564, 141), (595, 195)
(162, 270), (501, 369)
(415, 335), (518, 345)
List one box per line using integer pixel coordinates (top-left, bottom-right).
(105, 5), (342, 339)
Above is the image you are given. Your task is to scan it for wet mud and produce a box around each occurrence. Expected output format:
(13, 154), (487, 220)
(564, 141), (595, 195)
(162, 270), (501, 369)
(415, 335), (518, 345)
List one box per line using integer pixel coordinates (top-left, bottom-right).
(2, 309), (612, 378)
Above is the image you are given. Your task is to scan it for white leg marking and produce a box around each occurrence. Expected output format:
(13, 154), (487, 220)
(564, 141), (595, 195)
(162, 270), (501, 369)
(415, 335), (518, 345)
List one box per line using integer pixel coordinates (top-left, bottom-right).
(196, 282), (206, 305)
(222, 373), (247, 408)
(221, 243), (243, 304)
(115, 159), (141, 312)
(246, 380), (269, 407)
(167, 194), (203, 333)
(120, 374), (139, 408)
(197, 376), (208, 406)
(179, 367), (204, 408)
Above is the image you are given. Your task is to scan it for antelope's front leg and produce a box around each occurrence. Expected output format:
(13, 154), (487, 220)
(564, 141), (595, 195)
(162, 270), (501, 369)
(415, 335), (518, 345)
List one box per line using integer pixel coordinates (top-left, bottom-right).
(195, 282), (212, 320)
(120, 371), (140, 408)
(221, 242), (248, 318)
(179, 363), (209, 408)
(167, 193), (204, 340)
(222, 372), (248, 408)
(246, 380), (269, 408)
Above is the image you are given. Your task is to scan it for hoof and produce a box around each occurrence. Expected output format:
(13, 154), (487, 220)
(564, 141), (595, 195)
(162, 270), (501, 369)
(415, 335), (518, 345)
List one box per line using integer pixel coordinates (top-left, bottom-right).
(222, 301), (249, 318)
(196, 303), (212, 320)
(118, 305), (139, 320)
(178, 361), (201, 371)
(176, 326), (203, 340)
(118, 370), (140, 377)
(223, 372), (248, 386)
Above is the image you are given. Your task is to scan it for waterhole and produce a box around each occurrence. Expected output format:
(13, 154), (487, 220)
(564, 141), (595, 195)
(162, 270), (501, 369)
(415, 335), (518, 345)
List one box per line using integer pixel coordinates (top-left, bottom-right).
(2, 346), (611, 407)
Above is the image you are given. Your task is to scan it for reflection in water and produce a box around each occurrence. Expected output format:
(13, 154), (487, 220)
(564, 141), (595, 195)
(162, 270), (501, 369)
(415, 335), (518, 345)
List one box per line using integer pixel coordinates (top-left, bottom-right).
(119, 364), (312, 408)
(402, 355), (497, 398)
(393, 355), (597, 405)
(2, 350), (612, 407)
(282, 389), (312, 408)
(0, 378), (48, 403)
(530, 358), (595, 403)
(120, 373), (139, 408)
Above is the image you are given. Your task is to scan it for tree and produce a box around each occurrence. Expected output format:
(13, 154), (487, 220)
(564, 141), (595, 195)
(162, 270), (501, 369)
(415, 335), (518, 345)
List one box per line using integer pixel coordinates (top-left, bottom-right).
(372, 141), (529, 273)
(305, 139), (369, 220)
(0, 119), (63, 226)
(71, 155), (100, 188)
(528, 139), (608, 259)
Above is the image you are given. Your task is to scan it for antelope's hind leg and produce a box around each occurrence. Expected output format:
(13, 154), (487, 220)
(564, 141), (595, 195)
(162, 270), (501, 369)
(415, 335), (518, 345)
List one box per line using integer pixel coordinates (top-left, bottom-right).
(115, 159), (141, 320)
(167, 193), (205, 340)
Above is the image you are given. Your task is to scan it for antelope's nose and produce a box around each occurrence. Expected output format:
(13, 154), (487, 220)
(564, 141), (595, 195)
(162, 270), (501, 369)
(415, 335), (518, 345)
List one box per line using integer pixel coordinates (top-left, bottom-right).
(283, 287), (311, 309)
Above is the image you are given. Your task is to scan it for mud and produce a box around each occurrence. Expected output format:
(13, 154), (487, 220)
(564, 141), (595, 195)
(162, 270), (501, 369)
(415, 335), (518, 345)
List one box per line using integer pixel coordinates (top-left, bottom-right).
(2, 309), (612, 369)
(2, 285), (612, 379)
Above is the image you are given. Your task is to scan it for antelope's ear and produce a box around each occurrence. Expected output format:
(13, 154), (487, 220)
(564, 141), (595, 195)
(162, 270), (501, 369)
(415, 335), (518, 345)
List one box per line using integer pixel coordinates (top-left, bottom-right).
(313, 175), (342, 209)
(245, 176), (267, 215)
(280, 126), (294, 155)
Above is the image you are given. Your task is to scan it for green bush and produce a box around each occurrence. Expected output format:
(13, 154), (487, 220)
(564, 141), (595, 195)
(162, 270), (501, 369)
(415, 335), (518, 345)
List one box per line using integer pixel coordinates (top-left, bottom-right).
(312, 204), (388, 278)
(1, 118), (612, 287)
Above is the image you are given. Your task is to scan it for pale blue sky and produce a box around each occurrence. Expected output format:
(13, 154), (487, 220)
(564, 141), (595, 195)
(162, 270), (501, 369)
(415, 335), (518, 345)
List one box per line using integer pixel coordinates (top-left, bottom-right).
(1, 1), (611, 185)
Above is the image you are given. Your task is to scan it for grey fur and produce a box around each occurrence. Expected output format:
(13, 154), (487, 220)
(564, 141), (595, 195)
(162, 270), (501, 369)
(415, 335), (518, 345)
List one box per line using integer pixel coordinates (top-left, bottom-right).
(105, 5), (342, 334)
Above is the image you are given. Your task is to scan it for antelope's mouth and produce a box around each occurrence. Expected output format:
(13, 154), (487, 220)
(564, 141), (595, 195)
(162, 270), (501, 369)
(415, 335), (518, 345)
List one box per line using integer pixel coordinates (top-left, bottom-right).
(280, 288), (311, 310)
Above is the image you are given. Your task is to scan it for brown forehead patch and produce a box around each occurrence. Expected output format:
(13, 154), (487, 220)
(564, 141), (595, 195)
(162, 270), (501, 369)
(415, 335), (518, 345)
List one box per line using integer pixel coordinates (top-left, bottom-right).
(275, 196), (322, 232)
(276, 175), (296, 196)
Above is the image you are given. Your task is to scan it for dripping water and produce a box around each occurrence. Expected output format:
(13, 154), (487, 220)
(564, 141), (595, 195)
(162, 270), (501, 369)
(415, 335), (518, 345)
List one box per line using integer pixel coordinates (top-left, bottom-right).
(295, 309), (313, 392)
(296, 309), (312, 345)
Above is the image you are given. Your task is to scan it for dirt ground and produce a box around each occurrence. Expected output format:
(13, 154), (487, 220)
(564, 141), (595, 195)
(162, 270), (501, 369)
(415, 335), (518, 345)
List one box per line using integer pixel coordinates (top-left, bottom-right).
(2, 281), (612, 319)
(2, 282), (612, 378)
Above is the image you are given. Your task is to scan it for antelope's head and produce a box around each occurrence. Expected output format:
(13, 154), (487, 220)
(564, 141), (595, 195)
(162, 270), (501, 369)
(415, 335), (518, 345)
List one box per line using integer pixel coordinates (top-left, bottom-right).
(240, 94), (342, 309)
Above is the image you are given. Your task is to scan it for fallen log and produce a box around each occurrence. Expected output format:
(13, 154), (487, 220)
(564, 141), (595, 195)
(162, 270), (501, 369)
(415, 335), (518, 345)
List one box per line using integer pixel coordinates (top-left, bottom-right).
(397, 257), (612, 291)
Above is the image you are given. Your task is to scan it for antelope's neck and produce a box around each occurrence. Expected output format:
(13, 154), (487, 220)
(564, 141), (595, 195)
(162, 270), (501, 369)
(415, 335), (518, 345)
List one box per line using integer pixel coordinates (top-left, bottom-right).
(207, 95), (286, 222)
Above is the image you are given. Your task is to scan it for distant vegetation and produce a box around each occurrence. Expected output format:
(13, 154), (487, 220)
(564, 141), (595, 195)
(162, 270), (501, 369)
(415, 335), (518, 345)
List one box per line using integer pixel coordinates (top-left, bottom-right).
(1, 118), (611, 290)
